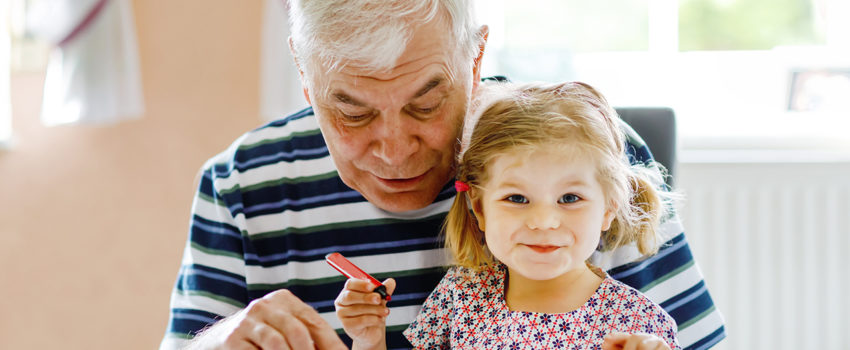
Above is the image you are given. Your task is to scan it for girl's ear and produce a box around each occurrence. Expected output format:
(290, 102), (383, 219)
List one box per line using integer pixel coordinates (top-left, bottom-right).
(601, 203), (617, 231)
(469, 191), (486, 232)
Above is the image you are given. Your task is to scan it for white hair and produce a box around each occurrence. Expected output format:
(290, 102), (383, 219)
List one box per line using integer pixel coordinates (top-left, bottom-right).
(288, 0), (482, 78)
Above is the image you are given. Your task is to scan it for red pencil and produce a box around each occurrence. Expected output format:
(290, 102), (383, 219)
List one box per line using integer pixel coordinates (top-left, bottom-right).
(325, 252), (391, 301)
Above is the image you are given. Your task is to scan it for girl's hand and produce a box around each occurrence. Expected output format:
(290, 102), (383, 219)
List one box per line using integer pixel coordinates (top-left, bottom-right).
(602, 332), (672, 350)
(334, 278), (396, 350)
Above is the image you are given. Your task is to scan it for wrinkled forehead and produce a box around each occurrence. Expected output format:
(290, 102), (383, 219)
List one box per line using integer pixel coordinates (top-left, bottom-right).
(313, 60), (464, 104)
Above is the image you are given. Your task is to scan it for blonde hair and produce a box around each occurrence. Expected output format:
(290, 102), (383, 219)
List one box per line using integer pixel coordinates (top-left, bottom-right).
(288, 0), (483, 77)
(445, 82), (669, 268)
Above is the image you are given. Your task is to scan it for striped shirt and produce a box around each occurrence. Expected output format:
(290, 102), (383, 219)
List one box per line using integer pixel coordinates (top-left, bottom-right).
(160, 100), (726, 350)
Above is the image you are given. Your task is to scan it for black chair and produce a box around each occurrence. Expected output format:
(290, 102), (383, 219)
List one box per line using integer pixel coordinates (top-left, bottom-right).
(615, 107), (677, 187)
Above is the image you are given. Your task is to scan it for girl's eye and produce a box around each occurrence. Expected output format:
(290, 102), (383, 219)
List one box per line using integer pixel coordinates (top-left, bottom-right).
(505, 194), (528, 204)
(558, 194), (581, 204)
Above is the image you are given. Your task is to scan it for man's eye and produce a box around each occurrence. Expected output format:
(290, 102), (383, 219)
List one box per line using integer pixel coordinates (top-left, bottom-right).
(558, 194), (581, 204)
(410, 100), (443, 115)
(414, 105), (438, 113)
(339, 110), (372, 123)
(505, 195), (528, 204)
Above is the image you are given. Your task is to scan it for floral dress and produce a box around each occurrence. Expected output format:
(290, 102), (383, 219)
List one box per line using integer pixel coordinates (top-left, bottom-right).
(403, 263), (680, 349)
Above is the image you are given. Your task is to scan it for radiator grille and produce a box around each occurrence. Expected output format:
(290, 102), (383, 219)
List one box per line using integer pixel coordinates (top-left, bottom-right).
(678, 162), (850, 350)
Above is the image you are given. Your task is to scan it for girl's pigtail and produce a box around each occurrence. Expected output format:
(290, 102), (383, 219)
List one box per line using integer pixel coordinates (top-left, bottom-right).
(443, 190), (489, 268)
(601, 169), (666, 256)
(628, 173), (664, 256)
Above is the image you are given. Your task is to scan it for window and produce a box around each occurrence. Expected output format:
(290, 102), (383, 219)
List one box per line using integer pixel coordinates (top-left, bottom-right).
(679, 0), (825, 51)
(475, 0), (850, 151)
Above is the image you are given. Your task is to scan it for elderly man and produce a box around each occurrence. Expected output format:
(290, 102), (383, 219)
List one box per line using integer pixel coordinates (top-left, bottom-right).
(161, 1), (725, 349)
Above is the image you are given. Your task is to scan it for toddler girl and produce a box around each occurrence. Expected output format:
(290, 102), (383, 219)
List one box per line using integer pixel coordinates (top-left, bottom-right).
(337, 82), (680, 350)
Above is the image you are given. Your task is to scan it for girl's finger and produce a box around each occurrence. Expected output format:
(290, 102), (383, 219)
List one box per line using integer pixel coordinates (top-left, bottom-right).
(336, 288), (383, 306)
(335, 304), (390, 318)
(382, 278), (397, 295)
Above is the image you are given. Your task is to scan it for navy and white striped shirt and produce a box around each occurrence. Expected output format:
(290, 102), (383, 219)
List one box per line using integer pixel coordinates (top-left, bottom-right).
(161, 103), (725, 349)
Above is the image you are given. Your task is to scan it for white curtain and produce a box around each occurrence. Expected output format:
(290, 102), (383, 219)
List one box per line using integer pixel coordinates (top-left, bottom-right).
(27, 0), (143, 126)
(1, 0), (11, 144)
(260, 0), (307, 121)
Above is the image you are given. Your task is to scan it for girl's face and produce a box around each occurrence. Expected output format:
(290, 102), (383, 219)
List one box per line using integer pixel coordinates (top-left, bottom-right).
(471, 146), (615, 281)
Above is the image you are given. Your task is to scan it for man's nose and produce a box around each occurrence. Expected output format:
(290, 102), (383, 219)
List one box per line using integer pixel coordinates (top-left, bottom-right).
(526, 204), (561, 230)
(371, 112), (419, 165)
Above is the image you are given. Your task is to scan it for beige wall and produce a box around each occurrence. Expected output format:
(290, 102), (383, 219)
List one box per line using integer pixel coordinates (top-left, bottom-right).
(0, 1), (267, 348)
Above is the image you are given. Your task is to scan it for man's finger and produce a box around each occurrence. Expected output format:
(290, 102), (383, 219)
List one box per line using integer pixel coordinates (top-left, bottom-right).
(288, 297), (347, 350)
(250, 322), (290, 350)
(277, 312), (315, 350)
(303, 317), (347, 350)
(260, 289), (346, 350)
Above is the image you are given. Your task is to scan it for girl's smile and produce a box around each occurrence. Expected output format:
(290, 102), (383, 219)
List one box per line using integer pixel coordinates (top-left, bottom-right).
(524, 244), (560, 254)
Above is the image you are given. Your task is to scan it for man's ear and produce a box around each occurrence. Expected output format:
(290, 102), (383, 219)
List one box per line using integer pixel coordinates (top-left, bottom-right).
(288, 36), (312, 105)
(471, 25), (489, 90)
(469, 191), (486, 232)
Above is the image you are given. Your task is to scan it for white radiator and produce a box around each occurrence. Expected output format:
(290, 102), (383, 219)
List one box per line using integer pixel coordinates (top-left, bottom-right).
(676, 160), (850, 350)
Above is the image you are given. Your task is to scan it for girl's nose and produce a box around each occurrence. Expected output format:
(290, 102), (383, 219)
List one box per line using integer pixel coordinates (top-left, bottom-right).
(526, 204), (561, 230)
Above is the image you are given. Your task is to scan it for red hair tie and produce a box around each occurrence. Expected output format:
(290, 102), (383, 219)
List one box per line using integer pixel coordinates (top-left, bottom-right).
(454, 180), (470, 192)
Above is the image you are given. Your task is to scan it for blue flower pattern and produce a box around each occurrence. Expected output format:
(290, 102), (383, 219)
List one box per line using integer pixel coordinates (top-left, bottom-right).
(403, 264), (681, 349)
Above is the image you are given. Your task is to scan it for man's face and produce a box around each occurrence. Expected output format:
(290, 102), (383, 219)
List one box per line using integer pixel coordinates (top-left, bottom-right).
(305, 20), (482, 212)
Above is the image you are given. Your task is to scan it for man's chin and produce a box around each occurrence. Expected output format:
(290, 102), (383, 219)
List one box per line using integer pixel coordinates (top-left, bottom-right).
(367, 190), (441, 213)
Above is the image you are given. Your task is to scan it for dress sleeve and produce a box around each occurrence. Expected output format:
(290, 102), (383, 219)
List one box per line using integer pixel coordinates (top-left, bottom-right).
(403, 267), (458, 350)
(654, 308), (682, 350)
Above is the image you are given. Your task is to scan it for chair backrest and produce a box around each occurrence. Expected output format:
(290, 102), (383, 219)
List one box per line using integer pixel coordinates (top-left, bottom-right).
(614, 107), (677, 186)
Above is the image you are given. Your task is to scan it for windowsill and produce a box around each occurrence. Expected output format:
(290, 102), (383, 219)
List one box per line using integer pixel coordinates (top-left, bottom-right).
(678, 110), (850, 163)
(680, 130), (850, 163)
(680, 148), (850, 164)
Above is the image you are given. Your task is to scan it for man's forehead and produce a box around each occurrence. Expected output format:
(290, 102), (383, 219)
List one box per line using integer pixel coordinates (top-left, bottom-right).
(336, 51), (456, 82)
(331, 75), (446, 104)
(319, 68), (454, 106)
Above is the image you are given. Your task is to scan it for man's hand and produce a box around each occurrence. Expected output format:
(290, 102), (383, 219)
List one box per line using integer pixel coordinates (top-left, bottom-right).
(334, 278), (396, 350)
(602, 332), (672, 350)
(186, 289), (347, 350)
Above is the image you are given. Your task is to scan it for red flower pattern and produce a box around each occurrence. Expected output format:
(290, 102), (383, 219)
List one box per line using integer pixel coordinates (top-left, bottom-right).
(404, 264), (680, 349)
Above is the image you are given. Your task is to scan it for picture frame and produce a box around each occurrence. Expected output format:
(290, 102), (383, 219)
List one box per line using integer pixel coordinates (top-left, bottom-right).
(787, 69), (850, 112)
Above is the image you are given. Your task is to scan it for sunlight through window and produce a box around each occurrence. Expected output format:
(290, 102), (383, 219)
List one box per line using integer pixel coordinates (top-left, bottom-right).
(474, 0), (850, 150)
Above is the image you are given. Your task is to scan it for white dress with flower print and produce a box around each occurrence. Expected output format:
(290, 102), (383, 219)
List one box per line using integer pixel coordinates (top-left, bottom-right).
(403, 263), (680, 350)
